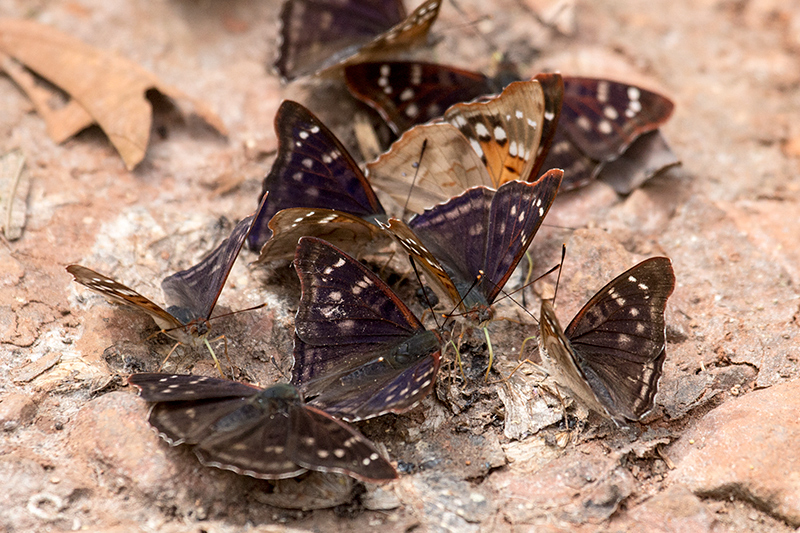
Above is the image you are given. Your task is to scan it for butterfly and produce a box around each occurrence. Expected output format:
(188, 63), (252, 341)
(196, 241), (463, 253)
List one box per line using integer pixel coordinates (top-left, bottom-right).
(537, 257), (676, 425)
(248, 100), (389, 263)
(345, 61), (675, 192)
(67, 212), (256, 373)
(128, 373), (398, 482)
(275, 0), (441, 82)
(292, 236), (442, 421)
(381, 170), (563, 321)
(366, 78), (561, 213)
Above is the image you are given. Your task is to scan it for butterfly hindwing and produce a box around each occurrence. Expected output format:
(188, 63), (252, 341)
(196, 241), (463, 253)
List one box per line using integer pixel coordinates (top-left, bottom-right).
(292, 237), (441, 420)
(161, 214), (255, 324)
(538, 257), (675, 423)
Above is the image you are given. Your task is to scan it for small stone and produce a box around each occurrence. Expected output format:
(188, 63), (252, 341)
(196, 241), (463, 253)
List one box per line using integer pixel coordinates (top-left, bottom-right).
(0, 392), (38, 430)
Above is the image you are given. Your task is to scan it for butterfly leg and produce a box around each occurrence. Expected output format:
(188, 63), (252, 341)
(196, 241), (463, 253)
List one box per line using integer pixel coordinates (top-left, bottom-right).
(202, 336), (227, 378)
(158, 341), (183, 371)
(482, 326), (496, 381)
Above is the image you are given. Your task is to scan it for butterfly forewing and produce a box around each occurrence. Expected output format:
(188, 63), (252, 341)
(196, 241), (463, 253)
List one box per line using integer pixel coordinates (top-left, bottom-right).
(257, 208), (385, 263)
(558, 77), (675, 161)
(290, 404), (397, 482)
(161, 214), (255, 324)
(386, 172), (562, 314)
(345, 61), (499, 134)
(130, 374), (397, 481)
(67, 265), (182, 331)
(443, 80), (547, 186)
(292, 237), (441, 420)
(248, 101), (385, 251)
(539, 257), (675, 423)
(275, 0), (407, 81)
(275, 0), (440, 81)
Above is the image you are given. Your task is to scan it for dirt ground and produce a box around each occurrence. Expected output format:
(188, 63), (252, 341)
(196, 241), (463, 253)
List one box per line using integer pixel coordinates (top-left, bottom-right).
(2, 0), (800, 531)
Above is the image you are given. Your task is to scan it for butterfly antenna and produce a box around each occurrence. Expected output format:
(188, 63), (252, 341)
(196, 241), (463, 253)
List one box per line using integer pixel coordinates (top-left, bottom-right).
(446, 0), (502, 54)
(207, 302), (268, 322)
(444, 270), (486, 320)
(407, 255), (442, 330)
(401, 139), (427, 220)
(490, 263), (561, 322)
(552, 244), (567, 307)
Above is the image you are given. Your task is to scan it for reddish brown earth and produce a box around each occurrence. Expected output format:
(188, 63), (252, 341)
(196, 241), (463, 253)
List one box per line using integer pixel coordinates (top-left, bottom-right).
(1, 0), (799, 532)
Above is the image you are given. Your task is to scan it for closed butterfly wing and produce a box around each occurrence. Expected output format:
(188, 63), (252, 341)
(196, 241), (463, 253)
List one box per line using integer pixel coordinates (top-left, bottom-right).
(366, 122), (492, 213)
(276, 0), (441, 82)
(292, 237), (441, 421)
(249, 100), (386, 254)
(161, 214), (255, 324)
(443, 80), (548, 186)
(538, 257), (676, 424)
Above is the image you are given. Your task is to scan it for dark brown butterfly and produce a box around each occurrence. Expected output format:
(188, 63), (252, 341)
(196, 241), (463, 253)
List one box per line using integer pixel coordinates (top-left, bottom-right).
(538, 257), (676, 425)
(67, 213), (257, 372)
(346, 61), (676, 192)
(275, 0), (441, 82)
(129, 373), (397, 481)
(292, 237), (442, 421)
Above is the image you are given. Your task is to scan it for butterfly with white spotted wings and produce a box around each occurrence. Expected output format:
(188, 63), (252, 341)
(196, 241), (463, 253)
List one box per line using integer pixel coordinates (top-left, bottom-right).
(292, 236), (442, 422)
(537, 257), (676, 425)
(128, 373), (397, 481)
(67, 212), (258, 374)
(275, 0), (441, 82)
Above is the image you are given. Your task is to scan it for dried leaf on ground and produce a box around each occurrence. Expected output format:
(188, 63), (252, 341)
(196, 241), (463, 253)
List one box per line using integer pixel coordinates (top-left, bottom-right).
(0, 18), (227, 169)
(0, 148), (29, 240)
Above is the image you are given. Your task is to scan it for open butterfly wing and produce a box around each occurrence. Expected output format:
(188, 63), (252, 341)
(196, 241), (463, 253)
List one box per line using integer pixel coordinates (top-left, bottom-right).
(541, 257), (675, 422)
(559, 77), (674, 161)
(248, 101), (385, 251)
(345, 61), (499, 134)
(479, 170), (562, 303)
(66, 265), (182, 331)
(160, 214), (255, 324)
(292, 237), (441, 420)
(290, 404), (398, 481)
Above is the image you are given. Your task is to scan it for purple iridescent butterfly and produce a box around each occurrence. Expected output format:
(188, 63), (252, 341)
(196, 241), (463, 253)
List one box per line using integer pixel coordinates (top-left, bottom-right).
(275, 0), (441, 82)
(538, 257), (676, 425)
(382, 170), (562, 321)
(345, 61), (676, 192)
(292, 236), (442, 421)
(248, 100), (388, 263)
(128, 373), (397, 481)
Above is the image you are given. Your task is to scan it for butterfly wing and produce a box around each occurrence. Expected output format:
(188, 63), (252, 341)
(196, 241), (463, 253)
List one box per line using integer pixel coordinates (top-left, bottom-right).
(366, 122), (493, 213)
(275, 0), (407, 81)
(443, 80), (548, 186)
(276, 0), (440, 82)
(539, 257), (675, 423)
(388, 171), (562, 313)
(257, 208), (386, 264)
(292, 236), (441, 421)
(160, 214), (255, 324)
(289, 404), (398, 482)
(596, 130), (680, 195)
(542, 77), (675, 190)
(248, 100), (385, 251)
(66, 265), (182, 332)
(345, 61), (500, 134)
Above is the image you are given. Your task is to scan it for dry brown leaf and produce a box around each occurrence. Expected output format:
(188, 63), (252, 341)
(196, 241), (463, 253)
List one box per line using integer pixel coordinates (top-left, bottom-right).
(0, 148), (29, 241)
(0, 18), (227, 169)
